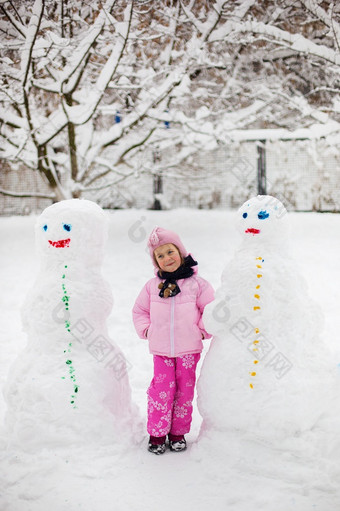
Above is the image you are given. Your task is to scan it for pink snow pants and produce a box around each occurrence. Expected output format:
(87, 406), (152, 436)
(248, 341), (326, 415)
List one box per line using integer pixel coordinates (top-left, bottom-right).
(147, 353), (201, 437)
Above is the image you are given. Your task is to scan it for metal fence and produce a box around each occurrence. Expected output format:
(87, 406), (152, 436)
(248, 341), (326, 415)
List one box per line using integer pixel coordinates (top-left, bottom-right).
(0, 161), (52, 216)
(147, 138), (340, 212)
(1, 138), (340, 215)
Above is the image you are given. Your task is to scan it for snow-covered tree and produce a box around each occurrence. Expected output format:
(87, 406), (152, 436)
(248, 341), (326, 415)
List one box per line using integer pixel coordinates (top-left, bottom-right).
(0, 0), (339, 202)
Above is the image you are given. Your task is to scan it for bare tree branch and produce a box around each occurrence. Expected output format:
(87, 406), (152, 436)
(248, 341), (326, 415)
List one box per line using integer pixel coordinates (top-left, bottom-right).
(330, 1), (340, 53)
(0, 5), (26, 38)
(60, 2), (133, 126)
(209, 19), (340, 66)
(85, 126), (156, 186)
(299, 0), (340, 47)
(21, 0), (45, 89)
(0, 187), (55, 199)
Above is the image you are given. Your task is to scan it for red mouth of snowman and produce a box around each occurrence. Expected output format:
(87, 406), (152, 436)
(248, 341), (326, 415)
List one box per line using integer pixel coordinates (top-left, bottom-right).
(48, 238), (71, 248)
(245, 228), (260, 235)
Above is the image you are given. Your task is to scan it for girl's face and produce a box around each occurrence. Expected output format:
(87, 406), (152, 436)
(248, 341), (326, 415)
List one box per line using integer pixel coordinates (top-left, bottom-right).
(154, 243), (182, 273)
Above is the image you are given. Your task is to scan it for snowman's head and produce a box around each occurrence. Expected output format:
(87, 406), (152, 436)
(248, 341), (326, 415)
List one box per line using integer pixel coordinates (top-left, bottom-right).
(236, 195), (288, 243)
(36, 199), (108, 266)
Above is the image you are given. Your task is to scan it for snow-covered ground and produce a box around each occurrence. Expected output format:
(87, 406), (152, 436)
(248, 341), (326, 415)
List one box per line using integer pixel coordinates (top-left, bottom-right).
(1, 208), (340, 511)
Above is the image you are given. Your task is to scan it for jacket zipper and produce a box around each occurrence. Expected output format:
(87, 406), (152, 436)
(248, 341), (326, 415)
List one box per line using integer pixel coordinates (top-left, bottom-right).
(170, 296), (175, 357)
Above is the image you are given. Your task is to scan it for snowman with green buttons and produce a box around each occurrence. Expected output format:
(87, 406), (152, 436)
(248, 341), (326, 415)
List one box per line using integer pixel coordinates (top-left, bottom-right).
(4, 199), (139, 451)
(197, 195), (336, 449)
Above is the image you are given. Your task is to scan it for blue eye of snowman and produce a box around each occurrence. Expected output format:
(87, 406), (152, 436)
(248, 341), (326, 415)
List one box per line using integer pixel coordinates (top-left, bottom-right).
(258, 210), (269, 220)
(63, 223), (72, 232)
(43, 224), (48, 232)
(242, 212), (248, 218)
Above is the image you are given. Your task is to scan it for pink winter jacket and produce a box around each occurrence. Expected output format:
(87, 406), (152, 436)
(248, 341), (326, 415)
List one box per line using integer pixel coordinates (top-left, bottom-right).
(132, 268), (214, 357)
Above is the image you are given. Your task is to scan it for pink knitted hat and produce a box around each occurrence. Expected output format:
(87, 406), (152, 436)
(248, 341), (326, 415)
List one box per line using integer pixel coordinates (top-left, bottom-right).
(147, 227), (188, 265)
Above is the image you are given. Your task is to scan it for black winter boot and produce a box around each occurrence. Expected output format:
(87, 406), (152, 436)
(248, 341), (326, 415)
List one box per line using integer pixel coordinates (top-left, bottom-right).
(148, 435), (166, 455)
(168, 434), (187, 452)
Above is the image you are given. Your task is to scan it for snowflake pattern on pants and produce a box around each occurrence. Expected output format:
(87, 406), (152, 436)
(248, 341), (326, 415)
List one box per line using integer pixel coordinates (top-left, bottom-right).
(180, 354), (196, 369)
(147, 353), (200, 437)
(173, 403), (188, 419)
(163, 358), (175, 367)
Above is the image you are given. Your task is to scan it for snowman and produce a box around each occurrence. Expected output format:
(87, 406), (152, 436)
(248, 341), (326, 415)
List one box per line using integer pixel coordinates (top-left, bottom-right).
(4, 199), (139, 451)
(197, 195), (336, 447)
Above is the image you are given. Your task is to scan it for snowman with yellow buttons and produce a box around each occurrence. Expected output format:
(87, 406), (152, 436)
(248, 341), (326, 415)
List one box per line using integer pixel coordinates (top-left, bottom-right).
(197, 195), (335, 447)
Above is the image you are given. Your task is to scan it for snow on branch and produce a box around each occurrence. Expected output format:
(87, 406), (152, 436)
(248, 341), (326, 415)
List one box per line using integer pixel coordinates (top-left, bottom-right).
(58, 0), (117, 95)
(0, 4), (27, 39)
(96, 69), (185, 150)
(179, 1), (206, 35)
(209, 20), (340, 66)
(32, 0), (117, 95)
(203, 0), (258, 42)
(0, 109), (27, 130)
(180, 0), (227, 42)
(31, 108), (68, 146)
(300, 0), (340, 47)
(181, 0), (256, 41)
(84, 125), (157, 186)
(232, 0), (258, 20)
(161, 2), (180, 67)
(21, 0), (45, 88)
(0, 187), (55, 199)
(61, 3), (133, 126)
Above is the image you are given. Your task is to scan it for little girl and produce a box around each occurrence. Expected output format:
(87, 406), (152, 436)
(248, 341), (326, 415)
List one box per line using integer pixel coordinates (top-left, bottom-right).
(132, 227), (214, 454)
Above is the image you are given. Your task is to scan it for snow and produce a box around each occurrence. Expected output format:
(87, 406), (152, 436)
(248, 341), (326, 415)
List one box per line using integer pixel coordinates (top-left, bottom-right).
(1, 207), (340, 510)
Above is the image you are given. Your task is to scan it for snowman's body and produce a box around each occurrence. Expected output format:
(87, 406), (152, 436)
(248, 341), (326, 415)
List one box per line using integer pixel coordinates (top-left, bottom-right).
(197, 196), (333, 443)
(4, 200), (138, 450)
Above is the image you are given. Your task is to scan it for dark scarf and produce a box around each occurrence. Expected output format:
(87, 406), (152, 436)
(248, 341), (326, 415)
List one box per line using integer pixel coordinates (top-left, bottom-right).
(157, 254), (198, 298)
